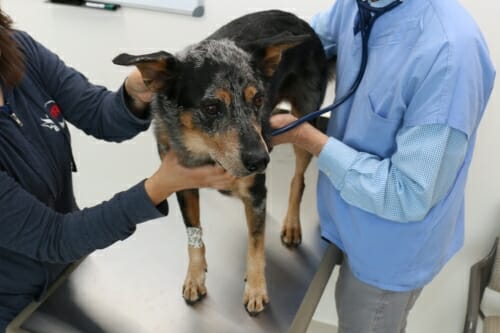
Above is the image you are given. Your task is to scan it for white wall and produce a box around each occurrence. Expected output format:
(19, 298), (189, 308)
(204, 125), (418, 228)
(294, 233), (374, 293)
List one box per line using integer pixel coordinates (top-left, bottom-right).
(3, 0), (499, 332)
(419, 1), (500, 332)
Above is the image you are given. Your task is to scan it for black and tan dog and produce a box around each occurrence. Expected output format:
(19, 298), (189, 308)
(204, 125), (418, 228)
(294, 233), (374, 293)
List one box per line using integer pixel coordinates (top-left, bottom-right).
(113, 10), (330, 315)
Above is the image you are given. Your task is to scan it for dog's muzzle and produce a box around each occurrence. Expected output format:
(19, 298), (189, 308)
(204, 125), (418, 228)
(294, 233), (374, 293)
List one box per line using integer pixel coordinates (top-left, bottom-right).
(242, 150), (270, 174)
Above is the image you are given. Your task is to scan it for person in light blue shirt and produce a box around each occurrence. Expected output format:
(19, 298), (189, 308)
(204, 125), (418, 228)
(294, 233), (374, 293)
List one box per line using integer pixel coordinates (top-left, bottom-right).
(271, 0), (495, 331)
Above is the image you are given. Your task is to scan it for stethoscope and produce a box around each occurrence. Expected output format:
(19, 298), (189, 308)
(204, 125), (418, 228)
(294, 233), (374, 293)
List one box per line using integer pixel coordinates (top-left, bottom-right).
(272, 0), (403, 136)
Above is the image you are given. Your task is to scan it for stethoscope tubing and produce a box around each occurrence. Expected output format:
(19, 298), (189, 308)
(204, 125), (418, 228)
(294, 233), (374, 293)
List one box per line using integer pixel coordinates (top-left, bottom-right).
(271, 0), (403, 137)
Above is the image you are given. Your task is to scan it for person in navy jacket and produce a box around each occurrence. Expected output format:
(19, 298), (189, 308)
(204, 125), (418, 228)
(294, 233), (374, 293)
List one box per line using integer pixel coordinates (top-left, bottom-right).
(0, 7), (235, 330)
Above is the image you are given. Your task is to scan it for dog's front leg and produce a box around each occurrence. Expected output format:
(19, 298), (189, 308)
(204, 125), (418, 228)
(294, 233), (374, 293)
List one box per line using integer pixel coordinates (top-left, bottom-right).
(240, 174), (269, 316)
(281, 145), (312, 248)
(176, 189), (208, 304)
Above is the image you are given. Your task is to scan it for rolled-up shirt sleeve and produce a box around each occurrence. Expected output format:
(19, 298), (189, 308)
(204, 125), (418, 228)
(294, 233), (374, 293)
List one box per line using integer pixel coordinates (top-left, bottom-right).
(318, 124), (468, 222)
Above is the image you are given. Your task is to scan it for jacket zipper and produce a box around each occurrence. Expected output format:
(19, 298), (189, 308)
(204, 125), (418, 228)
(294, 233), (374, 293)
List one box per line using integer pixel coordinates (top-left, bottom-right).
(0, 104), (23, 127)
(10, 111), (24, 127)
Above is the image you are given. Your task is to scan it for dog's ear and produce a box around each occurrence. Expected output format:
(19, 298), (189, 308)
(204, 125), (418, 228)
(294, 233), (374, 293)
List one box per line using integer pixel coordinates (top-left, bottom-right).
(112, 51), (180, 93)
(244, 33), (311, 77)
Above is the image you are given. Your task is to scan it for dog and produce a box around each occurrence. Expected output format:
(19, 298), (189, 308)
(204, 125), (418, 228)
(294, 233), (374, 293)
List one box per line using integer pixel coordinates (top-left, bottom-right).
(113, 9), (330, 316)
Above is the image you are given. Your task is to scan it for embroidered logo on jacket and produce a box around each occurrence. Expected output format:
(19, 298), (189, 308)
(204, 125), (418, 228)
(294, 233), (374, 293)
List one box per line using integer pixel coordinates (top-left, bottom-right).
(41, 100), (65, 132)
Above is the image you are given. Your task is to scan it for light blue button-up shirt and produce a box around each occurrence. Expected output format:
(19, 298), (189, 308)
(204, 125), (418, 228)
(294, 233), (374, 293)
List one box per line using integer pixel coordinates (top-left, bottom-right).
(310, 0), (495, 290)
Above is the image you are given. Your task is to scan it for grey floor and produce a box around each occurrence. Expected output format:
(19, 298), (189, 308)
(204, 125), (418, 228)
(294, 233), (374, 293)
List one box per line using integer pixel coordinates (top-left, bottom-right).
(307, 320), (337, 333)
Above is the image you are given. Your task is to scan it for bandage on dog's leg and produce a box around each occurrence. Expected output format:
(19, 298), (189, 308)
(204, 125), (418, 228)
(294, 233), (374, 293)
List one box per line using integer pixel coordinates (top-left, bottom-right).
(187, 227), (203, 248)
(183, 226), (207, 304)
(176, 189), (207, 304)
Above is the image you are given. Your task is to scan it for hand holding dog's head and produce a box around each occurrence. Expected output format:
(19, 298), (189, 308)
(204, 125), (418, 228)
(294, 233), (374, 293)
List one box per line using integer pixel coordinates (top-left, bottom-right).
(113, 51), (180, 94)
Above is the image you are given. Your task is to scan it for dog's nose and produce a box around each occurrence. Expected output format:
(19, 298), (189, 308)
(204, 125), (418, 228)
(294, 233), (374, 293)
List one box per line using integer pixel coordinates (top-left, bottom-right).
(242, 150), (270, 173)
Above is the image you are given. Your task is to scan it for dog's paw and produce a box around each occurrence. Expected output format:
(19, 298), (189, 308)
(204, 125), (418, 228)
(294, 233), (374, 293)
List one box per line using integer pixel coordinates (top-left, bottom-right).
(280, 218), (302, 248)
(182, 273), (207, 304)
(243, 284), (269, 316)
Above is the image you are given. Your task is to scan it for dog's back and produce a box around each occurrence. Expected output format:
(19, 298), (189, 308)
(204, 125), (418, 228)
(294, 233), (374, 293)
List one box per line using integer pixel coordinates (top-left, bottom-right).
(209, 10), (330, 131)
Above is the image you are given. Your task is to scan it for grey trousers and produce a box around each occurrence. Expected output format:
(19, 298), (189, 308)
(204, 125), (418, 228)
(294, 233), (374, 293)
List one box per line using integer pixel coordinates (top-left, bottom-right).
(335, 263), (422, 333)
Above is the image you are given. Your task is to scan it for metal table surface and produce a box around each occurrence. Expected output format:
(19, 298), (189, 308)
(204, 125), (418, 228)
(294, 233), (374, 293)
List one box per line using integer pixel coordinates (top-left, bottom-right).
(7, 146), (341, 333)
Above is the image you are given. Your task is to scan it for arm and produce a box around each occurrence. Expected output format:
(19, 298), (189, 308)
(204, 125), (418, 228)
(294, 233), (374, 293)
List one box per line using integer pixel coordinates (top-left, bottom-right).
(271, 115), (468, 222)
(273, 14), (494, 222)
(0, 171), (162, 263)
(317, 124), (467, 222)
(18, 31), (150, 141)
(0, 150), (235, 263)
(309, 0), (342, 59)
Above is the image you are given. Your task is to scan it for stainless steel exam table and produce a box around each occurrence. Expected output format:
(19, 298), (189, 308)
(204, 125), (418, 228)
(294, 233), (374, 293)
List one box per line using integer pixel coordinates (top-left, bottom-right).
(6, 147), (342, 333)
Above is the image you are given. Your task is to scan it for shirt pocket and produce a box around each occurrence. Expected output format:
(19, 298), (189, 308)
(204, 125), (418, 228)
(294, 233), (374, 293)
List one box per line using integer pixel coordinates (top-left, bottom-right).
(344, 97), (404, 158)
(367, 88), (406, 121)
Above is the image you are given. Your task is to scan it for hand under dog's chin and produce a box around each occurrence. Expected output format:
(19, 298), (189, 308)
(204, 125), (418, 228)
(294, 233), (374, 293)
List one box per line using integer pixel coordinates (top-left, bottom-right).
(229, 169), (254, 177)
(225, 167), (266, 178)
(216, 161), (255, 178)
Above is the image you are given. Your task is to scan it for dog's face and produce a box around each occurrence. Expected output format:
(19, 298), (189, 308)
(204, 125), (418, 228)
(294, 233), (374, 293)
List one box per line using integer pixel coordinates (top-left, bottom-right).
(113, 34), (308, 177)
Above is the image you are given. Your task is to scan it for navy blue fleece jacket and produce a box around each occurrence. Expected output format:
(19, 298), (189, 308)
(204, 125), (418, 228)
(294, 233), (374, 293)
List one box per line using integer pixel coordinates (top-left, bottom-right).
(0, 31), (167, 327)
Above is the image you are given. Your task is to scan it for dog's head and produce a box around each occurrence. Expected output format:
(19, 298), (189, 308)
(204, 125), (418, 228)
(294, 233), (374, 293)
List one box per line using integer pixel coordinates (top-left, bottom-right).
(113, 33), (309, 177)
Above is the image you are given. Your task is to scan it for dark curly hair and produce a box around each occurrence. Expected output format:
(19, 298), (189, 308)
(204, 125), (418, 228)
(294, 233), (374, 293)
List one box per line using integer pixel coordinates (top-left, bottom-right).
(0, 8), (25, 88)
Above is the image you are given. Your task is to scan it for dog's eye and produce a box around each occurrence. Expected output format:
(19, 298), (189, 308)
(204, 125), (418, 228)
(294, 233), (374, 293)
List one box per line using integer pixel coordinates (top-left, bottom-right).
(202, 104), (221, 116)
(253, 94), (264, 108)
